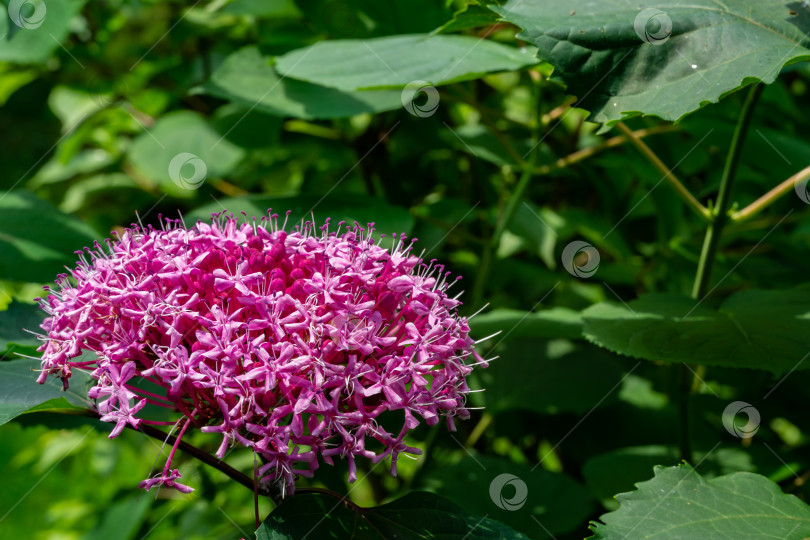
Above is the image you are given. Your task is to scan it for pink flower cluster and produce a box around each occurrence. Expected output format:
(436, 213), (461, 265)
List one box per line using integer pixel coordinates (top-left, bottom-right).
(36, 212), (484, 495)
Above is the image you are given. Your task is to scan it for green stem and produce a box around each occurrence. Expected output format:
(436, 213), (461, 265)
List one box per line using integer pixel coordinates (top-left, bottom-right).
(731, 163), (810, 222)
(493, 158), (538, 247)
(616, 122), (711, 222)
(691, 83), (764, 299)
(679, 83), (764, 463)
(471, 153), (537, 309)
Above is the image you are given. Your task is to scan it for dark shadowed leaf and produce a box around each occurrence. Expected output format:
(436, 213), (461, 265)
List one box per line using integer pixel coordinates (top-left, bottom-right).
(187, 193), (414, 238)
(437, 3), (501, 34)
(476, 338), (626, 415)
(257, 490), (529, 539)
(0, 302), (43, 351)
(418, 453), (595, 539)
(582, 289), (810, 374)
(469, 308), (583, 341)
(0, 190), (99, 283)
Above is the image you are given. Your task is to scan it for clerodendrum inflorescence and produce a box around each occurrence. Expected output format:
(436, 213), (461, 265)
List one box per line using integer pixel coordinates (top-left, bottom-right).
(35, 211), (486, 496)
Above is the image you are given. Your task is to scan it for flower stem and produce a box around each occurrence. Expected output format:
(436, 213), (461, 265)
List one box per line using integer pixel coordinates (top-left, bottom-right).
(731, 163), (810, 222)
(132, 422), (265, 495)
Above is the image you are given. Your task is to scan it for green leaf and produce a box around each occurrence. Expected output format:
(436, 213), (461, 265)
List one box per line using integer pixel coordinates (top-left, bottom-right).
(582, 289), (810, 374)
(439, 124), (534, 168)
(418, 453), (595, 538)
(0, 302), (43, 352)
(219, 0), (302, 18)
(590, 463), (810, 539)
(583, 445), (766, 510)
(127, 110), (246, 194)
(436, 3), (500, 34)
(476, 338), (625, 415)
(210, 103), (284, 149)
(82, 493), (152, 540)
(0, 190), (99, 283)
(187, 193), (414, 238)
(199, 47), (403, 120)
(257, 490), (529, 539)
(0, 0), (86, 64)
(0, 358), (92, 425)
(491, 1), (810, 129)
(293, 0), (454, 38)
(469, 308), (583, 341)
(274, 34), (538, 91)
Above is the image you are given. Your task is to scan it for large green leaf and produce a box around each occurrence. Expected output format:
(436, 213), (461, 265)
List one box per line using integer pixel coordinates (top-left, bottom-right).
(418, 453), (595, 538)
(257, 490), (529, 539)
(583, 445), (775, 511)
(0, 0), (86, 63)
(469, 307), (583, 341)
(475, 338), (626, 415)
(0, 190), (99, 283)
(199, 47), (404, 120)
(0, 358), (92, 425)
(0, 302), (43, 351)
(491, 1), (810, 128)
(127, 111), (246, 194)
(582, 289), (810, 374)
(187, 193), (414, 238)
(274, 34), (538, 91)
(589, 463), (810, 539)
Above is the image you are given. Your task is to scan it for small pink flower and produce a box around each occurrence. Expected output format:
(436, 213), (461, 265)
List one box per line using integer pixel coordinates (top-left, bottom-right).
(138, 469), (194, 494)
(36, 212), (484, 495)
